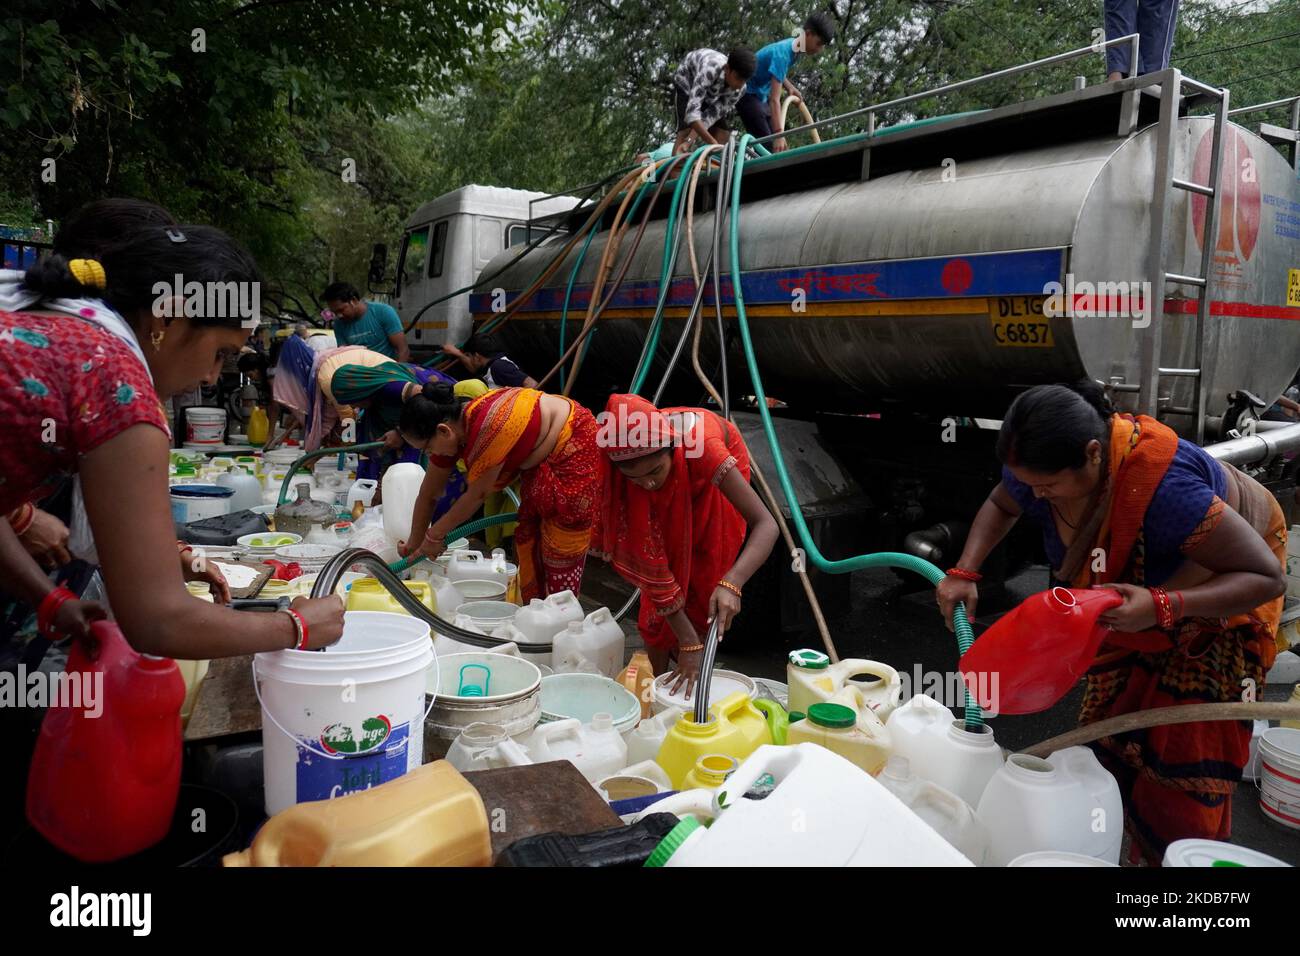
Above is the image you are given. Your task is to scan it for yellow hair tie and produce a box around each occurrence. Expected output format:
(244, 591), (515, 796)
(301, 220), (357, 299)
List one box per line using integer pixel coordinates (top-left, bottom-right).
(68, 258), (107, 290)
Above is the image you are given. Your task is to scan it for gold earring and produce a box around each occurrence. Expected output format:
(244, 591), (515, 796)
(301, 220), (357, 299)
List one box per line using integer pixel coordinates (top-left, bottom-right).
(151, 331), (165, 352)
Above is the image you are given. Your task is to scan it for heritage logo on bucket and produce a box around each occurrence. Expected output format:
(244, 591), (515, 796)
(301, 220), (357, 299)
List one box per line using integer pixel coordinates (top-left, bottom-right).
(298, 724), (411, 800)
(320, 714), (392, 755)
(0, 664), (101, 717)
(152, 274), (261, 329)
(595, 407), (705, 458)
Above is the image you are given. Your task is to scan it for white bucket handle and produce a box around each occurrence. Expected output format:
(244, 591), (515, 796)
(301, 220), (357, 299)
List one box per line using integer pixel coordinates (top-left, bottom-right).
(252, 650), (441, 762)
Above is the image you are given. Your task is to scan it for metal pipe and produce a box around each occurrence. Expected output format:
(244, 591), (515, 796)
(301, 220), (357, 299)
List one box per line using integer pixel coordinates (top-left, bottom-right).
(311, 547), (553, 654)
(751, 34), (1144, 147)
(1228, 95), (1300, 117)
(1203, 422), (1300, 466)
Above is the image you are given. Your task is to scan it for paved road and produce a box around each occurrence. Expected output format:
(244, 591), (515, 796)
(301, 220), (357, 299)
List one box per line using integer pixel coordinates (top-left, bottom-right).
(581, 559), (1300, 866)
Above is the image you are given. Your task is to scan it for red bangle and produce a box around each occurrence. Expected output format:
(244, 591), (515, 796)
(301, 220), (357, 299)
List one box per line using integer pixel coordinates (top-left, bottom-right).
(945, 567), (982, 582)
(427, 453), (456, 469)
(1149, 587), (1176, 630)
(37, 586), (78, 638)
(283, 608), (310, 649)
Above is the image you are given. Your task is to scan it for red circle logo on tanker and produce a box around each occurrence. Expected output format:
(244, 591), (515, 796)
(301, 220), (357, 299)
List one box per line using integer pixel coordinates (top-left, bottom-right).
(941, 257), (974, 294)
(1191, 126), (1260, 262)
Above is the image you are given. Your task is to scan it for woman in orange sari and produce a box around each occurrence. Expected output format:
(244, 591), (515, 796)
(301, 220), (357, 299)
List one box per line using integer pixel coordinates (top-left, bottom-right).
(936, 381), (1287, 864)
(398, 384), (603, 600)
(590, 395), (779, 697)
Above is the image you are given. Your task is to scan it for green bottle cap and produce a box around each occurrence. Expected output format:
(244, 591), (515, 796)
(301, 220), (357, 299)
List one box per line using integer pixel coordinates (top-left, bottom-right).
(644, 816), (703, 868)
(788, 649), (829, 670)
(807, 702), (857, 728)
(788, 711), (806, 723)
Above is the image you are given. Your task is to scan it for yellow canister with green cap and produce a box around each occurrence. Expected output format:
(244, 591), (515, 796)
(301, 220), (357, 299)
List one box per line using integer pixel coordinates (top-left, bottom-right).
(786, 701), (892, 775)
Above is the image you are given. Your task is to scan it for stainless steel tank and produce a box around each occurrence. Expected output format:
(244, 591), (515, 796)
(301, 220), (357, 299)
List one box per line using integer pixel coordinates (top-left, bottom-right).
(471, 102), (1300, 435)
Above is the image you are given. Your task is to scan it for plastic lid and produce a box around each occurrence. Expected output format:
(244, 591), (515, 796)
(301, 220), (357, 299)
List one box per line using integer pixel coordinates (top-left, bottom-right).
(788, 711), (806, 723)
(789, 649), (829, 670)
(881, 754), (911, 779)
(644, 816), (703, 868)
(807, 702), (856, 728)
(591, 712), (612, 731)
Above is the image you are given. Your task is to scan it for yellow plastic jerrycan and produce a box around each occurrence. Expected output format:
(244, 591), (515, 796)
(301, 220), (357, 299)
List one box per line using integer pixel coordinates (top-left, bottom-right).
(247, 406), (269, 445)
(223, 761), (491, 867)
(787, 701), (892, 775)
(682, 754), (739, 790)
(346, 578), (436, 615)
(656, 691), (772, 789)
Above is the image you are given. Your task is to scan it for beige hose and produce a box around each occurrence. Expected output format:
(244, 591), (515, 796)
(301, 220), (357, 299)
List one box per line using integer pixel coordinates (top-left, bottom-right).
(777, 95), (821, 145)
(1020, 701), (1300, 757)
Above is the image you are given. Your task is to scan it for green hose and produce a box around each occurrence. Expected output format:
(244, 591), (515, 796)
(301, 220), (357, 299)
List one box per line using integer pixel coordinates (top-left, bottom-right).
(725, 132), (982, 727)
(275, 442), (386, 506)
(386, 511), (521, 575)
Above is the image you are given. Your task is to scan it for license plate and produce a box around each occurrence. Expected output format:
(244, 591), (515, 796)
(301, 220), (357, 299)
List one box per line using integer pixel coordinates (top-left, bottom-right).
(990, 297), (1054, 347)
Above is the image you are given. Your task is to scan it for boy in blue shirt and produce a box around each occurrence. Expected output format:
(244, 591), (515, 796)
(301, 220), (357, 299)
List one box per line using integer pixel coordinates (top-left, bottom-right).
(322, 281), (410, 362)
(736, 12), (835, 153)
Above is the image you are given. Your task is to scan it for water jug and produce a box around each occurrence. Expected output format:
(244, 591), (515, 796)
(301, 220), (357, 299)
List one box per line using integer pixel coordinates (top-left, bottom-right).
(786, 649), (902, 719)
(216, 465), (263, 513)
(543, 589), (585, 627)
(26, 621), (185, 862)
(224, 761), (491, 866)
(888, 694), (1004, 808)
(682, 754), (739, 790)
(625, 706), (688, 765)
(959, 586), (1123, 715)
(445, 549), (508, 588)
(553, 612), (624, 679)
(877, 755), (990, 865)
(489, 548), (522, 603)
(246, 405), (269, 445)
(512, 598), (568, 644)
(976, 747), (1123, 866)
(524, 715), (628, 783)
(656, 691), (772, 789)
(445, 722), (534, 773)
(275, 481), (335, 538)
(787, 701), (892, 775)
(346, 578), (435, 615)
(381, 462), (425, 546)
(346, 478), (378, 510)
(621, 650), (656, 719)
(644, 744), (972, 867)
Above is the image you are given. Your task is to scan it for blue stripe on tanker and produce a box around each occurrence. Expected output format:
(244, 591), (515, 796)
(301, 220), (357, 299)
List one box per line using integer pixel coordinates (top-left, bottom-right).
(468, 248), (1065, 314)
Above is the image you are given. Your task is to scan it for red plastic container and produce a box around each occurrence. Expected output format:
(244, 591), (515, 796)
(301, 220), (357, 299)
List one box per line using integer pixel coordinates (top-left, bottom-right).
(26, 620), (185, 862)
(959, 586), (1123, 715)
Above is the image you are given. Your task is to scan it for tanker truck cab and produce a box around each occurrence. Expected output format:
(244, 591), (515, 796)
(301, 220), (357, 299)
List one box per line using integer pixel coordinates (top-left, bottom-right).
(380, 185), (583, 352)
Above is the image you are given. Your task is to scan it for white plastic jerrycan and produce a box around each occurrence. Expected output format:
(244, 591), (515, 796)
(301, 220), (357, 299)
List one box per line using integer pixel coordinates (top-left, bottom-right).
(346, 478), (378, 509)
(524, 714), (628, 783)
(877, 755), (990, 865)
(625, 706), (689, 766)
(553, 613), (625, 679)
(512, 598), (568, 645)
(976, 747), (1123, 866)
(786, 649), (902, 720)
(646, 744), (972, 867)
(888, 694), (1004, 808)
(381, 462), (424, 546)
(215, 466), (263, 512)
(445, 722), (534, 773)
(542, 589), (585, 627)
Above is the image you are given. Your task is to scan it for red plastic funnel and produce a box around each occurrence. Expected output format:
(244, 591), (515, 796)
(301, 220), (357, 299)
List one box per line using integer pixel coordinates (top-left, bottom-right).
(959, 586), (1123, 716)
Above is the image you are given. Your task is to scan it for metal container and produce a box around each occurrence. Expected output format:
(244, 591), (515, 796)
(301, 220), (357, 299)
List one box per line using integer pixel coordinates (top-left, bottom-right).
(423, 651), (542, 761)
(274, 481), (336, 538)
(473, 101), (1300, 437)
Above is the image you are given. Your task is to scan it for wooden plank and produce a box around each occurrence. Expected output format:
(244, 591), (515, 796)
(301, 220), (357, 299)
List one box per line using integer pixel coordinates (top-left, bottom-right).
(183, 654), (261, 743)
(464, 761), (621, 861)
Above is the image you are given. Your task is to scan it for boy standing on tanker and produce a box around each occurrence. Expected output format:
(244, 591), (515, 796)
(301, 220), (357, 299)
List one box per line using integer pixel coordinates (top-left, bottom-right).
(736, 13), (835, 153)
(671, 47), (757, 155)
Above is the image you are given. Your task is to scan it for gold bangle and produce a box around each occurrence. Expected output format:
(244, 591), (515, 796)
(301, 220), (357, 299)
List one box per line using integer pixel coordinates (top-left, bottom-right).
(678, 643), (704, 653)
(717, 579), (742, 597)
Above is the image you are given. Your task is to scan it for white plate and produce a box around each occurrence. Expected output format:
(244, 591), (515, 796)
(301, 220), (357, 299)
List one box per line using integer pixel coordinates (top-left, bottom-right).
(237, 532), (302, 551)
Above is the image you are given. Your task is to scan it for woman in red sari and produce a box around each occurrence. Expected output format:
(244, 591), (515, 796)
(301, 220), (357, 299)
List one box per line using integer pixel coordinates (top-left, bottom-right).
(590, 395), (779, 696)
(936, 381), (1287, 863)
(398, 384), (604, 600)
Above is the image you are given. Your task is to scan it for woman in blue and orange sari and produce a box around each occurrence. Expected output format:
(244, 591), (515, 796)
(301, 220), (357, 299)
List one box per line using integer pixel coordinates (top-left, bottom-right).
(397, 385), (604, 601)
(936, 381), (1287, 864)
(590, 395), (779, 697)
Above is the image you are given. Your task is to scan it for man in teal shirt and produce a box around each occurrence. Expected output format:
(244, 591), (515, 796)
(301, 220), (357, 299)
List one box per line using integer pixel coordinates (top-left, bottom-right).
(322, 281), (410, 362)
(736, 12), (834, 153)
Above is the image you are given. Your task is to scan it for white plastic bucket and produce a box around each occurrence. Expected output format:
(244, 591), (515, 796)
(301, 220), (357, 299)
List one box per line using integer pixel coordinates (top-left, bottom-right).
(1258, 727), (1300, 830)
(186, 406), (227, 444)
(170, 484), (235, 524)
(254, 611), (436, 816)
(424, 651), (542, 759)
(455, 579), (508, 602)
(455, 600), (519, 631)
(538, 673), (640, 736)
(1163, 838), (1291, 867)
